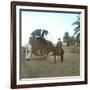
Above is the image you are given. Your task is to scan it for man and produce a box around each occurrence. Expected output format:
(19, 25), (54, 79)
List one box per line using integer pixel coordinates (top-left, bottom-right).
(56, 38), (62, 48)
(56, 38), (64, 62)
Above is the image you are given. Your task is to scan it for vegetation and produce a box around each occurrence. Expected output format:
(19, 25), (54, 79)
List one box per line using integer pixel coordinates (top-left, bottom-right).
(63, 32), (76, 46)
(63, 16), (80, 46)
(69, 36), (75, 46)
(72, 16), (80, 46)
(63, 32), (70, 46)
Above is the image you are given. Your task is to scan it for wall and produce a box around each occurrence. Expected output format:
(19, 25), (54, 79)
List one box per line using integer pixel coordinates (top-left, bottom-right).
(0, 0), (89, 90)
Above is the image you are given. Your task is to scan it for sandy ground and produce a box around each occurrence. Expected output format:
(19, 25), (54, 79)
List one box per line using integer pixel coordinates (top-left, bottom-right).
(20, 46), (80, 79)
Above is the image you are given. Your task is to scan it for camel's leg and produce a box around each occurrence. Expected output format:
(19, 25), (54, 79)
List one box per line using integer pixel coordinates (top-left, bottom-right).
(54, 55), (56, 63)
(61, 54), (63, 62)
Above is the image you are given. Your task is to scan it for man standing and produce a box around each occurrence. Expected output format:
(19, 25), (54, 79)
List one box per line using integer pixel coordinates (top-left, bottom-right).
(57, 38), (62, 48)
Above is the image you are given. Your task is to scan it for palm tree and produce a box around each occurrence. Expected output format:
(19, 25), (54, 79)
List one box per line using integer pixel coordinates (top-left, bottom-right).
(69, 36), (75, 46)
(63, 32), (70, 46)
(72, 16), (80, 46)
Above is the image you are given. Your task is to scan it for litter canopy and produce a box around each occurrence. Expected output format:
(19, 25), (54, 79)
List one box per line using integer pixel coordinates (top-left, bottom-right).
(31, 29), (48, 38)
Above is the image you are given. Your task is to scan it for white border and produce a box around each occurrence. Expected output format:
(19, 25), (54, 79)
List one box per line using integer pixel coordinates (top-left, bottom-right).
(16, 5), (85, 85)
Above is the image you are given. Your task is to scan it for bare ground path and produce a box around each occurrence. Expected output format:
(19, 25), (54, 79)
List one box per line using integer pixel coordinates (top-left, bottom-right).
(20, 46), (80, 79)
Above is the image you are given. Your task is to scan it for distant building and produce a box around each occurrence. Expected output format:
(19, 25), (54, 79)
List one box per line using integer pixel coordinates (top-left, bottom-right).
(62, 42), (67, 46)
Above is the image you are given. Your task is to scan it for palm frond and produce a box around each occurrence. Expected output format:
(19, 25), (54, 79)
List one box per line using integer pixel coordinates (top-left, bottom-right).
(74, 25), (80, 31)
(72, 16), (80, 26)
(76, 33), (80, 39)
(77, 16), (80, 20)
(74, 29), (80, 36)
(76, 33), (80, 42)
(72, 21), (80, 26)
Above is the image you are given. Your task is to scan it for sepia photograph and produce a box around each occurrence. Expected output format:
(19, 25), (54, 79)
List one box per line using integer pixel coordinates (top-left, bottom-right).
(20, 10), (80, 79)
(11, 1), (87, 88)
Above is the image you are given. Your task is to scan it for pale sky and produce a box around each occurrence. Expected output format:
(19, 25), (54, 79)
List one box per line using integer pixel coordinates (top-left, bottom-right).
(21, 11), (80, 46)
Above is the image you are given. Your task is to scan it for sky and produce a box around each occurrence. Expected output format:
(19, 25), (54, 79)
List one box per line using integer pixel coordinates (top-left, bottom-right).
(21, 10), (80, 46)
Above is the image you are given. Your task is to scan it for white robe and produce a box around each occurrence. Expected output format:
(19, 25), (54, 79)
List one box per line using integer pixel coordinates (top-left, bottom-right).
(25, 44), (32, 60)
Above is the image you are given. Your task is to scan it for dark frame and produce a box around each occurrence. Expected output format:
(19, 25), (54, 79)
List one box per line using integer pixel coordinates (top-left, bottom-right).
(11, 1), (88, 89)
